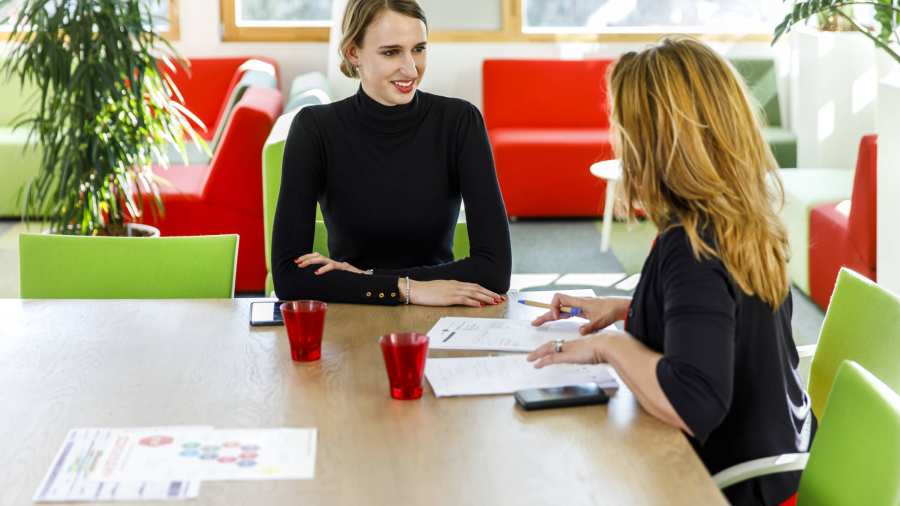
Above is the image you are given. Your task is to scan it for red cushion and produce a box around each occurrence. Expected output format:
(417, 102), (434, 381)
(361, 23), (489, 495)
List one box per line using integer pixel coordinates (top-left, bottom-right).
(809, 203), (850, 309)
(163, 56), (280, 141)
(482, 59), (614, 129)
(490, 128), (613, 217)
(847, 134), (877, 271)
(144, 75), (283, 292)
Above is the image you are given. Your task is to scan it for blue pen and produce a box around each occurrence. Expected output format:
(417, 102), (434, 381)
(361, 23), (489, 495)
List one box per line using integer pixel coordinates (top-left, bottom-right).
(518, 299), (583, 316)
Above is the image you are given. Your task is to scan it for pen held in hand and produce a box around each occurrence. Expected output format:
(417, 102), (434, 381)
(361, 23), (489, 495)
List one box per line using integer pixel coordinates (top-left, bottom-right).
(517, 299), (583, 317)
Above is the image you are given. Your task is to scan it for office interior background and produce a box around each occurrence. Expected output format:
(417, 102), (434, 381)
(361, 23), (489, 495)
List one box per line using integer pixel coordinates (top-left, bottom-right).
(1, 0), (899, 504)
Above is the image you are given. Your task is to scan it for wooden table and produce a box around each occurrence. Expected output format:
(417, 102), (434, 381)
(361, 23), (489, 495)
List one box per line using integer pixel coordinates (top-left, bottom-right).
(0, 298), (727, 505)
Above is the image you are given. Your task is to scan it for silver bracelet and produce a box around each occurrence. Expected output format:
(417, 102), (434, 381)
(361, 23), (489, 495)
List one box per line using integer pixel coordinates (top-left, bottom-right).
(405, 276), (411, 305)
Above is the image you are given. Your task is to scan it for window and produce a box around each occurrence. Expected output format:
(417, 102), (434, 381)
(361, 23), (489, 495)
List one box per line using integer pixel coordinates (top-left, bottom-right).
(221, 0), (332, 41)
(1, 0), (180, 40)
(523, 0), (784, 36)
(220, 0), (780, 42)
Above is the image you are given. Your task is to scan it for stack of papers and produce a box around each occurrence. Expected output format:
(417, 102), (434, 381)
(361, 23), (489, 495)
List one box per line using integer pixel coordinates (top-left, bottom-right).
(428, 317), (613, 353)
(34, 426), (317, 503)
(425, 355), (618, 397)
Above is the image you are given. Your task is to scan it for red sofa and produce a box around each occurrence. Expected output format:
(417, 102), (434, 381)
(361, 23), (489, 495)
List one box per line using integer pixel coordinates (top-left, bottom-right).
(146, 57), (283, 293)
(808, 134), (878, 309)
(482, 59), (615, 217)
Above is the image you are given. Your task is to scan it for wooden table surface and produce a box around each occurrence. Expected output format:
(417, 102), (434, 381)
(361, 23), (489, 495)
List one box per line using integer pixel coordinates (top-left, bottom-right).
(0, 297), (727, 505)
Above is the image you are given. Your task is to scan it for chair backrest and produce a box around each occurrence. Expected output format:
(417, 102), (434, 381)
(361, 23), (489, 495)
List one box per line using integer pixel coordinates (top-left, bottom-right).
(798, 360), (900, 506)
(203, 86), (283, 211)
(808, 268), (900, 418)
(208, 61), (278, 153)
(730, 58), (782, 127)
(163, 57), (280, 138)
(482, 59), (614, 129)
(847, 134), (878, 274)
(19, 233), (238, 298)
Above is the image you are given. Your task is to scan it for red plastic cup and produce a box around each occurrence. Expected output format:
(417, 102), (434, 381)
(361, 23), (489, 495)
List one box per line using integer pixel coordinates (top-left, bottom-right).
(280, 300), (327, 362)
(379, 332), (430, 400)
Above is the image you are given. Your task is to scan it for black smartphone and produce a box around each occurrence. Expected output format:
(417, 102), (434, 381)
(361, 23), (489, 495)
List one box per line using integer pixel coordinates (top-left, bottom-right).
(249, 301), (284, 326)
(514, 383), (610, 411)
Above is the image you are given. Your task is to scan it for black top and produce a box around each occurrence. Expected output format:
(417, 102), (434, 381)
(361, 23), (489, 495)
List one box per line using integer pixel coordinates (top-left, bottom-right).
(625, 225), (816, 506)
(272, 87), (512, 304)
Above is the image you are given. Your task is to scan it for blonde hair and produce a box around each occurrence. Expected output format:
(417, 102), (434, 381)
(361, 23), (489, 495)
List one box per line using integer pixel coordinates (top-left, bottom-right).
(338, 0), (427, 78)
(608, 36), (790, 308)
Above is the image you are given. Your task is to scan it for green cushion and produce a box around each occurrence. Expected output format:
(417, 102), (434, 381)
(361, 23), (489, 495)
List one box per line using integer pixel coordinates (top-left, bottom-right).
(19, 233), (238, 298)
(807, 269), (900, 419)
(0, 127), (42, 217)
(731, 58), (782, 127)
(0, 75), (38, 126)
(798, 361), (900, 505)
(762, 127), (797, 168)
(778, 168), (854, 294)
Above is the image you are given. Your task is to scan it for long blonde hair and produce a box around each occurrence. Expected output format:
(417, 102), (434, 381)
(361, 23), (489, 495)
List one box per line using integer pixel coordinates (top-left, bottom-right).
(608, 36), (790, 308)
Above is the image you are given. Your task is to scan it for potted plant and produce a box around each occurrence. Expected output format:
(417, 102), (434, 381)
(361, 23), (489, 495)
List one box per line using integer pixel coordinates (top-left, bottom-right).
(775, 1), (898, 168)
(774, 0), (899, 64)
(0, 0), (206, 236)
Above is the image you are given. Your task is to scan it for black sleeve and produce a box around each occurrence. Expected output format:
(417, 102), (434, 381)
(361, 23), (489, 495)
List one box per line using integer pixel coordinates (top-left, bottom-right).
(654, 231), (737, 443)
(373, 103), (512, 293)
(271, 108), (401, 304)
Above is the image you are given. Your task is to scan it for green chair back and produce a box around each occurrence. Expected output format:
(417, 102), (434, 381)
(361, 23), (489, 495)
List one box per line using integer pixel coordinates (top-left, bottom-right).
(731, 58), (782, 127)
(19, 233), (238, 298)
(261, 109), (471, 295)
(808, 268), (900, 418)
(798, 360), (900, 506)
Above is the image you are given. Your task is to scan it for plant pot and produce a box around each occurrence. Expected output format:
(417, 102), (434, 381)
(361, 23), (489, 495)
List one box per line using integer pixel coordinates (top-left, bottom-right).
(125, 223), (160, 237)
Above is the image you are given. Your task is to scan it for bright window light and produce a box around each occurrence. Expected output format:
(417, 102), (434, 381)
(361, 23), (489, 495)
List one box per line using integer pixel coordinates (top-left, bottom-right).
(522, 0), (786, 34)
(235, 0), (332, 26)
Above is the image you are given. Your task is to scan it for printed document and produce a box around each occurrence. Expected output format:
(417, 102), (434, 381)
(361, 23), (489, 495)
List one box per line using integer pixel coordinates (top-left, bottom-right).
(425, 354), (618, 397)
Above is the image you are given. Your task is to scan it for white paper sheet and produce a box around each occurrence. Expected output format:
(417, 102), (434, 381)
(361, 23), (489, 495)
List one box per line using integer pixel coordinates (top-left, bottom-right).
(90, 428), (317, 482)
(427, 317), (617, 353)
(425, 354), (618, 397)
(34, 427), (203, 503)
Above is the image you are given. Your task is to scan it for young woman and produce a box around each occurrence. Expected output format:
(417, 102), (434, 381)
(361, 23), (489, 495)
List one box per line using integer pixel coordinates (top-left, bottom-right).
(528, 37), (815, 506)
(272, 0), (511, 307)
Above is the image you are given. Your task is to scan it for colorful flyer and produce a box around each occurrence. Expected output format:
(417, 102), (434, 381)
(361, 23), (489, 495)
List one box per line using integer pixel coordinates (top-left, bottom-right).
(34, 427), (203, 503)
(90, 427), (317, 482)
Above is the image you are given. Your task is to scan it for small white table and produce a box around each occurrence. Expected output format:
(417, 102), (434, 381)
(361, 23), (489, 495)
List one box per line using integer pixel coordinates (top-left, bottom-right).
(590, 159), (623, 252)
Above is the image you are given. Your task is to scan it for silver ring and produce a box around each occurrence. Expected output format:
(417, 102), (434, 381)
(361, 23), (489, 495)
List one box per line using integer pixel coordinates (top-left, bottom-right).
(553, 339), (564, 353)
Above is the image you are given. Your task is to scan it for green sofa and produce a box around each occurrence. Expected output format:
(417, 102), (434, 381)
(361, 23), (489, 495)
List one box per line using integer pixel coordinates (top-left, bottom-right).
(0, 76), (41, 217)
(262, 72), (470, 296)
(731, 58), (798, 169)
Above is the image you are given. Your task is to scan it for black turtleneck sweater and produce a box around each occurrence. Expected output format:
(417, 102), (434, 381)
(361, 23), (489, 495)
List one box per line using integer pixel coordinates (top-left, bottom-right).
(272, 87), (512, 304)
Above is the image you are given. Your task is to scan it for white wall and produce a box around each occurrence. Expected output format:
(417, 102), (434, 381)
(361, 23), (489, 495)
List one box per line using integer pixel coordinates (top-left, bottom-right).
(173, 0), (788, 116)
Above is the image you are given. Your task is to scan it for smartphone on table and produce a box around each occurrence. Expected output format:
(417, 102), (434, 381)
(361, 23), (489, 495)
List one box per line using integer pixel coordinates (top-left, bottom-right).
(514, 383), (610, 411)
(249, 301), (284, 326)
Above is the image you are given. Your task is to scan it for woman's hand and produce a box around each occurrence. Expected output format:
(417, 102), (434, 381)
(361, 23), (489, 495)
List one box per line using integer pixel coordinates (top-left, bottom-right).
(402, 279), (505, 308)
(526, 333), (611, 368)
(531, 294), (630, 335)
(294, 252), (368, 275)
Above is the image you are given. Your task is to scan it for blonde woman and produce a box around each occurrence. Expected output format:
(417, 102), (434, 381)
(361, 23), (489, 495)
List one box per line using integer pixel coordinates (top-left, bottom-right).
(528, 38), (815, 506)
(272, 0), (511, 306)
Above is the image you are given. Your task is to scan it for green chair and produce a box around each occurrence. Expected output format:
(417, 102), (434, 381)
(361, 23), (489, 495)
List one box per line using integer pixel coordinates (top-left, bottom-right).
(731, 58), (797, 168)
(19, 233), (238, 298)
(0, 71), (42, 217)
(801, 268), (900, 418)
(714, 360), (900, 506)
(262, 108), (470, 296)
